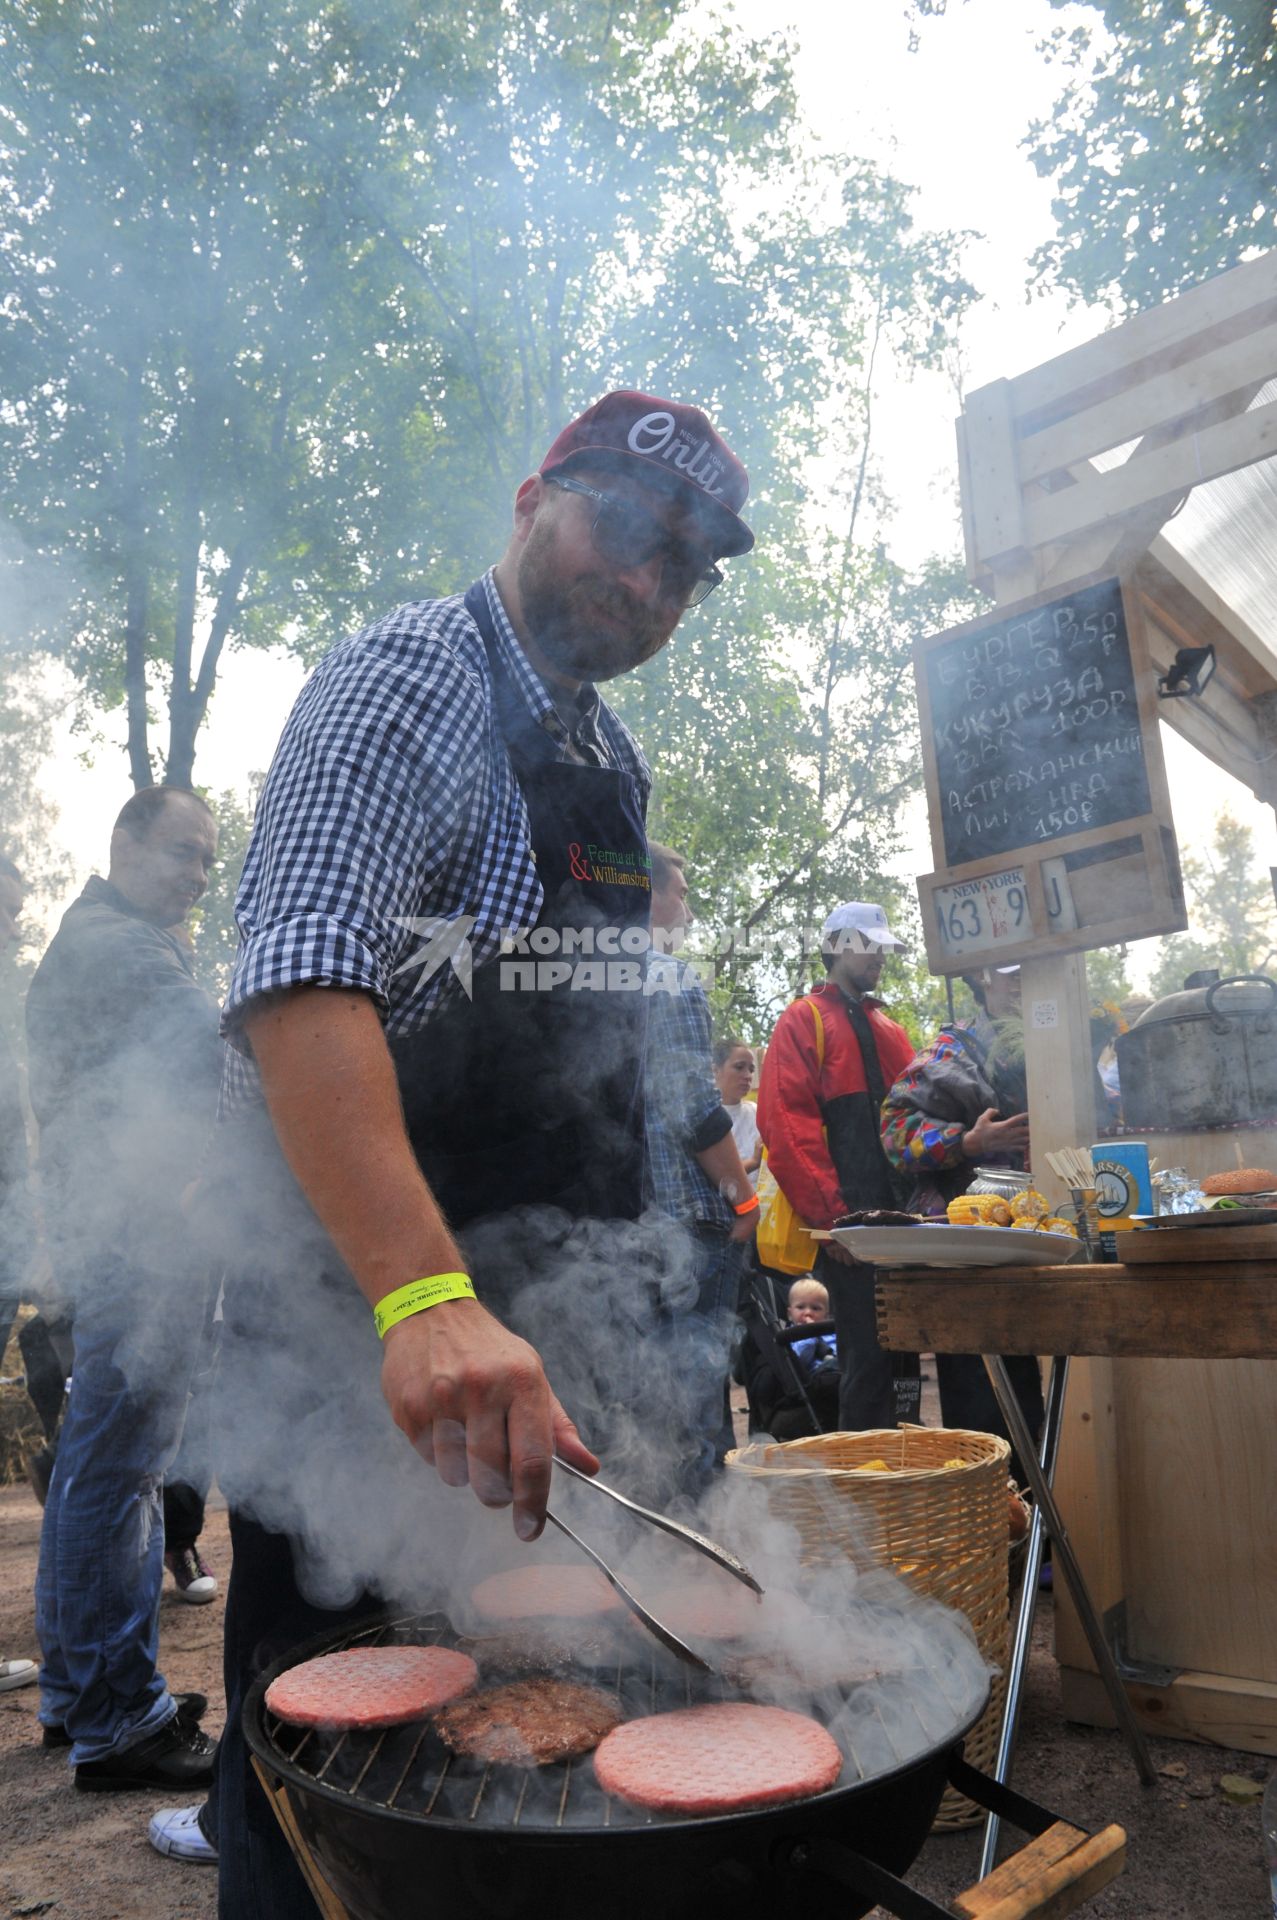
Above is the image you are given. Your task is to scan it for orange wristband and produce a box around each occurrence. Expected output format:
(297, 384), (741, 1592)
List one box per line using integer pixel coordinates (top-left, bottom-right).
(733, 1193), (760, 1215)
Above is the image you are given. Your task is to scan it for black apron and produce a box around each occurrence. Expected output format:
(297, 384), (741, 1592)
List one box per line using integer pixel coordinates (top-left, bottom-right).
(391, 579), (651, 1232)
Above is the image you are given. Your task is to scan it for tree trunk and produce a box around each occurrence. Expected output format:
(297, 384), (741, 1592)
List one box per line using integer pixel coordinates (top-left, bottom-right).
(121, 367), (152, 790)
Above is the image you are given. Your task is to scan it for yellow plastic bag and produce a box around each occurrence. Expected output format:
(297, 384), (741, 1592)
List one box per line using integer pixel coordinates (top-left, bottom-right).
(754, 997), (826, 1277)
(755, 1156), (818, 1275)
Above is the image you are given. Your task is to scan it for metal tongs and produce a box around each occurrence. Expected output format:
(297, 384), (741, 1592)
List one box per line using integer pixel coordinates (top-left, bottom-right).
(545, 1455), (763, 1672)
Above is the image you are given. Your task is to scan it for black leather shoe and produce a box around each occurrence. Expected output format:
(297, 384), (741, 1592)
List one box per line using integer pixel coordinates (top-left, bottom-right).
(44, 1690), (209, 1751)
(74, 1718), (218, 1791)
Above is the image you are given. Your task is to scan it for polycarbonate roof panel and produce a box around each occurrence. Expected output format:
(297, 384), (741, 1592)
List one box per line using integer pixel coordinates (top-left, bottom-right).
(1152, 380), (1277, 653)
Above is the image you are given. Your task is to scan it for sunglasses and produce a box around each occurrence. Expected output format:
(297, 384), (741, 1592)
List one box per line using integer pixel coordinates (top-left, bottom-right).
(548, 474), (724, 608)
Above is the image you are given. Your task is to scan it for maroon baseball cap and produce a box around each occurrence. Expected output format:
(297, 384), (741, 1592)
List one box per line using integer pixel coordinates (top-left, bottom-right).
(539, 390), (754, 558)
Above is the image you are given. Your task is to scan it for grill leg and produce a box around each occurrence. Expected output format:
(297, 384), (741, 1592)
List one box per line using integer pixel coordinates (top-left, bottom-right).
(250, 1755), (357, 1920)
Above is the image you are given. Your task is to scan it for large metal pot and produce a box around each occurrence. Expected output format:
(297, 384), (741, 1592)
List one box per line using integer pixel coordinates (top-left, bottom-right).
(1115, 973), (1277, 1129)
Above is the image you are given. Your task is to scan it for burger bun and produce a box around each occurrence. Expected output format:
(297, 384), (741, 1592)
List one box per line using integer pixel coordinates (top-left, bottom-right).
(1201, 1168), (1277, 1196)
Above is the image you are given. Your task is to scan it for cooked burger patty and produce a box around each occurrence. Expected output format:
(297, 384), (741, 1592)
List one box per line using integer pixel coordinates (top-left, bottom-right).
(832, 1208), (922, 1228)
(435, 1678), (622, 1766)
(594, 1702), (842, 1814)
(265, 1646), (478, 1730)
(469, 1563), (623, 1624)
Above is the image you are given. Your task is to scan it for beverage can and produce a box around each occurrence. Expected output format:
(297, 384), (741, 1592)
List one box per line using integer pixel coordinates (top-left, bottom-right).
(1090, 1141), (1152, 1229)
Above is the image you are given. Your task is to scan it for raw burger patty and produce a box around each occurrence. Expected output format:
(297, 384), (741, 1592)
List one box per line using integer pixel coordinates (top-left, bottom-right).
(435, 1678), (621, 1765)
(470, 1563), (624, 1623)
(593, 1703), (842, 1814)
(265, 1646), (478, 1730)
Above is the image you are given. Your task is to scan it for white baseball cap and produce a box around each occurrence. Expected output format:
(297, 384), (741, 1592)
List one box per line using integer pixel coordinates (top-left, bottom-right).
(820, 902), (906, 953)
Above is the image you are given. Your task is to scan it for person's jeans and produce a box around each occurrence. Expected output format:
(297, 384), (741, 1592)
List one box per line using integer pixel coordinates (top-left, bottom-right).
(34, 1288), (194, 1762)
(817, 1250), (901, 1430)
(215, 1509), (379, 1920)
(658, 1224), (745, 1500)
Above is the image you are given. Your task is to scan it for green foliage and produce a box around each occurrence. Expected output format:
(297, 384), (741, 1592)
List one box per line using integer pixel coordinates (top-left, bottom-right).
(188, 784), (257, 1000)
(1084, 941), (1136, 1010)
(0, 0), (983, 1040)
(1147, 810), (1277, 998)
(1024, 0), (1277, 312)
(0, 660), (73, 1049)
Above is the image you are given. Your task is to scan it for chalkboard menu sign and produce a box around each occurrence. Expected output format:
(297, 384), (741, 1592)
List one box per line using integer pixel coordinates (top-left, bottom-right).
(914, 571), (1185, 974)
(922, 576), (1151, 870)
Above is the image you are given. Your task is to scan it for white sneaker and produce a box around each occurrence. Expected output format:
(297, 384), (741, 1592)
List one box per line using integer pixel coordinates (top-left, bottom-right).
(165, 1547), (217, 1604)
(0, 1657), (38, 1692)
(148, 1803), (217, 1863)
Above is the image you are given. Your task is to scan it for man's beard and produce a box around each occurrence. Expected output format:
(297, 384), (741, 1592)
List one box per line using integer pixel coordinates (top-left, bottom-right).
(517, 518), (665, 682)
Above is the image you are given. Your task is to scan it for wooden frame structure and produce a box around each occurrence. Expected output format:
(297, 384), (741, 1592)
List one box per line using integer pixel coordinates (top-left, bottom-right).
(913, 570), (1186, 974)
(952, 248), (1277, 1755)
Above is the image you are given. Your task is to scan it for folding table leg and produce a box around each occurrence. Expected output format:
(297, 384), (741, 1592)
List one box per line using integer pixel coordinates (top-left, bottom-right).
(978, 1354), (1065, 1879)
(981, 1353), (1158, 1789)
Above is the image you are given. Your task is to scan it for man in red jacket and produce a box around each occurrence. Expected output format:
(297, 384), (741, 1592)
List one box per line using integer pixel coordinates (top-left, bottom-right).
(757, 902), (917, 1429)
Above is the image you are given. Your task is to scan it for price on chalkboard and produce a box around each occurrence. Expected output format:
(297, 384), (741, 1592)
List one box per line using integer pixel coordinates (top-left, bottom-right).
(921, 576), (1151, 870)
(932, 867), (1033, 959)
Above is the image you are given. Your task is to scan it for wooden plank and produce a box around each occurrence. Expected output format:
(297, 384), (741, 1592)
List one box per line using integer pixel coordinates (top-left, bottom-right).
(1114, 1356), (1277, 1683)
(873, 1266), (1277, 1359)
(1009, 252), (1277, 424)
(963, 377), (1029, 566)
(1018, 311), (1277, 483)
(1052, 1358), (1125, 1681)
(953, 1821), (1126, 1920)
(1120, 1223), (1277, 1261)
(1059, 1663), (1277, 1756)
(1024, 397), (1277, 550)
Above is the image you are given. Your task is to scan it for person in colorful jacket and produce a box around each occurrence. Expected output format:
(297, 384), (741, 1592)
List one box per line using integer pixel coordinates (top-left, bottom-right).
(880, 963), (1044, 1455)
(756, 902), (916, 1430)
(880, 963), (1029, 1217)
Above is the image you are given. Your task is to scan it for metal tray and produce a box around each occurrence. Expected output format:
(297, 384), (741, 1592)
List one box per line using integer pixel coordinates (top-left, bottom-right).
(1131, 1205), (1277, 1229)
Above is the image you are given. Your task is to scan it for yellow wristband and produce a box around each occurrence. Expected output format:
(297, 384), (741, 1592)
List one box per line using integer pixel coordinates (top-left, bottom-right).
(374, 1272), (476, 1338)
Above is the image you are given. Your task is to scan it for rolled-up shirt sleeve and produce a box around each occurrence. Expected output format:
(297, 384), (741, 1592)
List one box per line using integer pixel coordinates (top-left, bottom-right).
(223, 629), (486, 1041)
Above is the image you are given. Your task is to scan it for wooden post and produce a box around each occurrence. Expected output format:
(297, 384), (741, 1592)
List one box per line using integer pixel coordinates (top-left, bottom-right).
(978, 551), (1127, 1694)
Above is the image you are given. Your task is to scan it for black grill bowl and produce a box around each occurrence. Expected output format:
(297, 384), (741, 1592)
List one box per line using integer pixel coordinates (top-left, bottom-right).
(243, 1613), (989, 1920)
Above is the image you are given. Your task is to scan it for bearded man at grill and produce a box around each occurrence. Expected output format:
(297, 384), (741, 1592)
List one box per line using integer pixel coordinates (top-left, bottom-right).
(185, 393), (756, 1915)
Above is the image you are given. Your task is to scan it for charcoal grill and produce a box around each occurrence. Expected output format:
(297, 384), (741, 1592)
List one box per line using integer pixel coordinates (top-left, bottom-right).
(245, 1611), (1125, 1920)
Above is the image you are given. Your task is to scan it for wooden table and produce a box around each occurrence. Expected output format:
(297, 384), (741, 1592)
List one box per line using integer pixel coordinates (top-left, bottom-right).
(874, 1260), (1277, 1362)
(873, 1256), (1277, 1874)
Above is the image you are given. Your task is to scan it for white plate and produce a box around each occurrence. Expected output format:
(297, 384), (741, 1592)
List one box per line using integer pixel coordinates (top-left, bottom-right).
(828, 1224), (1080, 1268)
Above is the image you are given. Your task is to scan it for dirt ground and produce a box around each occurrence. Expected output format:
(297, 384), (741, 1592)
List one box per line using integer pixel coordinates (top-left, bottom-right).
(1, 1467), (1272, 1917)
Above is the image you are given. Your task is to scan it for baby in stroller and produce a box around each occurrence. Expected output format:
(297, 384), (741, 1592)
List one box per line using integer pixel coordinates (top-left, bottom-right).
(736, 1275), (840, 1439)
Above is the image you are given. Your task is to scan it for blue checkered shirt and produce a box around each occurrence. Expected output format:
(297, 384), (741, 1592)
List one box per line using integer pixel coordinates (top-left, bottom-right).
(221, 569), (650, 1112)
(644, 953), (734, 1230)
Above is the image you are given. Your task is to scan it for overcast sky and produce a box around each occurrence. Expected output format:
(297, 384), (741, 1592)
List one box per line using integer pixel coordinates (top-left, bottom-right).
(34, 0), (1276, 979)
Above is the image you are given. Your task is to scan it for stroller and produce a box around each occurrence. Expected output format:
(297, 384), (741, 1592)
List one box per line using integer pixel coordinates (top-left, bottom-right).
(735, 1271), (839, 1440)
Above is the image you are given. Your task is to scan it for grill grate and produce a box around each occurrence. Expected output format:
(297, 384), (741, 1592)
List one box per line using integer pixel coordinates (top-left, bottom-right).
(262, 1611), (978, 1832)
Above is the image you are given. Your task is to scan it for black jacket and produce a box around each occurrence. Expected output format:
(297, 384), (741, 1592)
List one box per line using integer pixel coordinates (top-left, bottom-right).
(26, 876), (221, 1278)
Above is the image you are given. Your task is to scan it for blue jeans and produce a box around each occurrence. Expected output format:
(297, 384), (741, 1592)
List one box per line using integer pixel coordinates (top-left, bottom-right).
(658, 1224), (744, 1501)
(35, 1285), (195, 1762)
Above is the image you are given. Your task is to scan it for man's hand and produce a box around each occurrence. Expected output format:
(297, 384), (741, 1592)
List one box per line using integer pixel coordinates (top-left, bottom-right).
(822, 1238), (863, 1267)
(728, 1207), (759, 1245)
(962, 1107), (1031, 1160)
(380, 1298), (599, 1540)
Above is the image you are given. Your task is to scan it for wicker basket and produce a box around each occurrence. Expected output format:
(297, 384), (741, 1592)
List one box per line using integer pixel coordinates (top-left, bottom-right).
(725, 1427), (1011, 1829)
